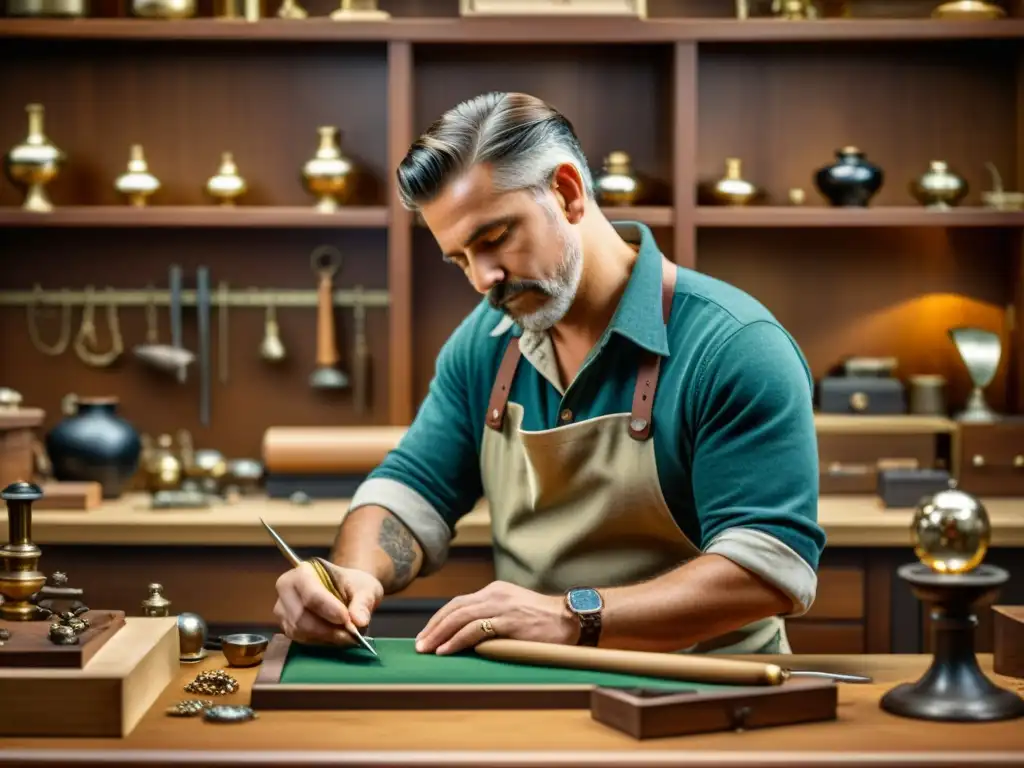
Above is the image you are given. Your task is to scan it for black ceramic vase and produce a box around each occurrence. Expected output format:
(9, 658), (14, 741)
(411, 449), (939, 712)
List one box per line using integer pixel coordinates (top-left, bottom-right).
(814, 147), (884, 207)
(45, 395), (142, 499)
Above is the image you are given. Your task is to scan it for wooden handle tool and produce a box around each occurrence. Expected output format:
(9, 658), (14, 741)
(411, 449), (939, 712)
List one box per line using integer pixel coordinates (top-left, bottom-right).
(474, 639), (871, 686)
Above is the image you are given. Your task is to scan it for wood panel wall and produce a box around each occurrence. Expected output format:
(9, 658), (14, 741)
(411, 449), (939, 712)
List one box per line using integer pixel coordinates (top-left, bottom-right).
(1, 0), (1021, 462)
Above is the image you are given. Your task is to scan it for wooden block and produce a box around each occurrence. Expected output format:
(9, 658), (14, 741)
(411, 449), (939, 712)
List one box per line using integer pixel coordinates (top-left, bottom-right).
(993, 605), (1024, 679)
(0, 610), (125, 668)
(589, 679), (838, 739)
(35, 481), (103, 510)
(0, 616), (178, 737)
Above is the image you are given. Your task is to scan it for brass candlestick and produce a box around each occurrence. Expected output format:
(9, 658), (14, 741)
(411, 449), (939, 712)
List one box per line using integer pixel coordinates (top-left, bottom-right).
(3, 103), (65, 213)
(0, 481), (47, 622)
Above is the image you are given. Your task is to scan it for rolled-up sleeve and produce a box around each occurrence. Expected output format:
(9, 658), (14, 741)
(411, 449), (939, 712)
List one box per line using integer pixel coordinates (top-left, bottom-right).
(690, 320), (826, 617)
(349, 332), (484, 575)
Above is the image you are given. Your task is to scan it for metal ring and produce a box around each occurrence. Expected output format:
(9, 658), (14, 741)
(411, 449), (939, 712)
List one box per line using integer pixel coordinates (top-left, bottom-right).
(479, 618), (496, 637)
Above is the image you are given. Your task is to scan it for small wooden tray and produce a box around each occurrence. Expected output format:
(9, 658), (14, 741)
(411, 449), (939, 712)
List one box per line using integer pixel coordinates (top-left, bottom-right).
(0, 610), (126, 669)
(590, 678), (838, 739)
(993, 605), (1024, 679)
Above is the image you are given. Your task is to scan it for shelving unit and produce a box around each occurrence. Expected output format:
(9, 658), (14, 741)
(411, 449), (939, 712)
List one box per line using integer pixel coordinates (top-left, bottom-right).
(2, 0), (1022, 461)
(0, 206), (391, 227)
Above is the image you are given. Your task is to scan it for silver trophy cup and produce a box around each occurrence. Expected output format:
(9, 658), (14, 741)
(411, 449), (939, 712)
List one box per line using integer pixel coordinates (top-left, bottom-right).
(948, 327), (1002, 422)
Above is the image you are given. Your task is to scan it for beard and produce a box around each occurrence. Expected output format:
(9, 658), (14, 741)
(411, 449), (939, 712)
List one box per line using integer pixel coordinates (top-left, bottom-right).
(487, 217), (583, 333)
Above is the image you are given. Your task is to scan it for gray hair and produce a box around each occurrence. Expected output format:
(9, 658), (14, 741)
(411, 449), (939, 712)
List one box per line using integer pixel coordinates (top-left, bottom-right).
(396, 92), (594, 211)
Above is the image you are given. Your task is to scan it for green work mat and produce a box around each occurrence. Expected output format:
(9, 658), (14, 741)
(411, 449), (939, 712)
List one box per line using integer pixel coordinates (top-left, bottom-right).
(280, 637), (728, 691)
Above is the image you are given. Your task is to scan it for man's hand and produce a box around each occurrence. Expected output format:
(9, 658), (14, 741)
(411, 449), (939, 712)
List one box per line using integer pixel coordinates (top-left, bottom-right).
(415, 581), (578, 655)
(274, 561), (384, 646)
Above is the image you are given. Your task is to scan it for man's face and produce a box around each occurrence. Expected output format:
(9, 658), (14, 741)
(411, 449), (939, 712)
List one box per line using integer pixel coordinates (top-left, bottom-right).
(420, 164), (583, 332)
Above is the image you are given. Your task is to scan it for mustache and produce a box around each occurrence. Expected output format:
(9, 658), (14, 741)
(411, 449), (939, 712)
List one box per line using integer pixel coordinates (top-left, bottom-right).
(488, 280), (551, 310)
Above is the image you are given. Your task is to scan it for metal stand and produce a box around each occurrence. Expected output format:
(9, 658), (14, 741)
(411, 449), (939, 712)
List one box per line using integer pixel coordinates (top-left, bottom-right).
(880, 563), (1024, 722)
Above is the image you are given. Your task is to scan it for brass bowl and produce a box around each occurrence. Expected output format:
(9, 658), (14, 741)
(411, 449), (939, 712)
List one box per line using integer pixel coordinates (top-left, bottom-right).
(220, 633), (269, 667)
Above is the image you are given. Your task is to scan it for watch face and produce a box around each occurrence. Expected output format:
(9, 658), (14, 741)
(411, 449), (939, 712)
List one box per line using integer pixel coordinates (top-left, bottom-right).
(567, 588), (603, 614)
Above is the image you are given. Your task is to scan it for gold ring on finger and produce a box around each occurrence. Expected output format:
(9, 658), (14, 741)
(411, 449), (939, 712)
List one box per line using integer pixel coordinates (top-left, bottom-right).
(479, 618), (496, 636)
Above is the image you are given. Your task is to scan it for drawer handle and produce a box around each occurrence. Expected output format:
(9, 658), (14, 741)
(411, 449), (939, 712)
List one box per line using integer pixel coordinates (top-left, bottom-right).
(849, 391), (869, 412)
(972, 454), (985, 467)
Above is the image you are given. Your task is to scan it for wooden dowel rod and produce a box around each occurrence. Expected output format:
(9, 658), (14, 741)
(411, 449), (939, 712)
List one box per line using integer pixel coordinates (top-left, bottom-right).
(474, 639), (787, 686)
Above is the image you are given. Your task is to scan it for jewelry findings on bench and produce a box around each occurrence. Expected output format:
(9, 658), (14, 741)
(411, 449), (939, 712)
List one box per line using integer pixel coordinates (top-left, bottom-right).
(72, 286), (123, 368)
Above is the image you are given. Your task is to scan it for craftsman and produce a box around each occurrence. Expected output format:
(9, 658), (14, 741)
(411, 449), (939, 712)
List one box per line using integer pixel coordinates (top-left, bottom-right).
(273, 91), (826, 657)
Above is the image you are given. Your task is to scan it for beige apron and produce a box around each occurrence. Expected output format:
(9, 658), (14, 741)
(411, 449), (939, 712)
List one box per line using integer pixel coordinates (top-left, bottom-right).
(478, 256), (790, 655)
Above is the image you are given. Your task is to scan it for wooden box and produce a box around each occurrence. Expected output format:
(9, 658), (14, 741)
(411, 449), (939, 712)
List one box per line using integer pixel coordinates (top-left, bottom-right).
(993, 605), (1024, 679)
(0, 408), (44, 489)
(818, 432), (941, 494)
(958, 421), (1024, 496)
(589, 679), (838, 739)
(0, 617), (178, 737)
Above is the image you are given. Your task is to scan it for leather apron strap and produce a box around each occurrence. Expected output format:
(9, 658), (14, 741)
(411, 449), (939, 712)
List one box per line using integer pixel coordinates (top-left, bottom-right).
(486, 258), (677, 438)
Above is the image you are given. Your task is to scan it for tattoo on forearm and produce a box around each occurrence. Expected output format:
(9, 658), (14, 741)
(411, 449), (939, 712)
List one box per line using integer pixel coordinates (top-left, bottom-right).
(378, 516), (417, 586)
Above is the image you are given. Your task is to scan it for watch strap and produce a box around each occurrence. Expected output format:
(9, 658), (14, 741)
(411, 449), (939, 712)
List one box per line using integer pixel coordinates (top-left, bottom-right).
(577, 611), (602, 647)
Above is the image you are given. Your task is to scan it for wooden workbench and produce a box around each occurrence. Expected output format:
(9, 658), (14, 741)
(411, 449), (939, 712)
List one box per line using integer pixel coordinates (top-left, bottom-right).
(2, 494), (1023, 656)
(4, 492), (1024, 548)
(0, 647), (1021, 766)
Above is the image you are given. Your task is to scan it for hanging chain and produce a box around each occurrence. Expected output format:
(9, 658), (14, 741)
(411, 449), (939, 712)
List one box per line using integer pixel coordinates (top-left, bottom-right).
(26, 284), (72, 356)
(73, 286), (125, 367)
(144, 285), (159, 344)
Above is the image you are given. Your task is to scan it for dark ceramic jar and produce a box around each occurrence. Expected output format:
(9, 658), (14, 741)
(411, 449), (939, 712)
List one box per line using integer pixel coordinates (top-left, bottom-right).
(814, 147), (884, 207)
(44, 395), (142, 499)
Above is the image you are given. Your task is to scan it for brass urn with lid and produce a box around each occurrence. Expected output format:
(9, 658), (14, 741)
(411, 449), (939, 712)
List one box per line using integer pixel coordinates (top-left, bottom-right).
(705, 158), (761, 206)
(910, 160), (968, 210)
(3, 103), (65, 213)
(115, 144), (162, 207)
(302, 126), (354, 212)
(205, 152), (247, 206)
(594, 151), (641, 206)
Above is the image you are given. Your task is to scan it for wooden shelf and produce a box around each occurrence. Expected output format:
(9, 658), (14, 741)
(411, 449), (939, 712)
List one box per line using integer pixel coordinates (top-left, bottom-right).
(0, 205), (389, 228)
(1, 18), (1023, 44)
(814, 414), (957, 434)
(695, 206), (1024, 228)
(414, 206), (673, 228)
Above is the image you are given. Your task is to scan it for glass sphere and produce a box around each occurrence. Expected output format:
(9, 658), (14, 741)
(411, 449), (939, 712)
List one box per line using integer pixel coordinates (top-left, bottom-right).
(911, 488), (991, 574)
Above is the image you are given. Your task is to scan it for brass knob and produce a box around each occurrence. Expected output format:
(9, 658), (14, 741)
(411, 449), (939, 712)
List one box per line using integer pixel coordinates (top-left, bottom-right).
(849, 391), (869, 412)
(972, 454), (985, 467)
(1014, 455), (1024, 468)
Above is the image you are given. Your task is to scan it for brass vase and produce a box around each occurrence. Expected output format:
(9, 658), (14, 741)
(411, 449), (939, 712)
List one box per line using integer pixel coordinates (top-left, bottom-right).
(705, 158), (760, 206)
(302, 126), (354, 212)
(3, 103), (65, 213)
(205, 152), (247, 206)
(910, 160), (968, 210)
(115, 144), (161, 207)
(594, 151), (641, 206)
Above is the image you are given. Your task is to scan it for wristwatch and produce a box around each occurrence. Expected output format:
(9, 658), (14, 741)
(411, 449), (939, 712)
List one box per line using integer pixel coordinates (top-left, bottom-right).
(564, 587), (603, 647)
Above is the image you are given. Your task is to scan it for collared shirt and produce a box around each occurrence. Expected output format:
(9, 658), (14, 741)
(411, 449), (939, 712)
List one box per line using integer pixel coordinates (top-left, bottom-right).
(350, 221), (826, 614)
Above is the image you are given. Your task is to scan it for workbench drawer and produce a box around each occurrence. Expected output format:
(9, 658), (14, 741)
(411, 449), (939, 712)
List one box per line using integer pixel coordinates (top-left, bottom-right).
(958, 420), (1024, 496)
